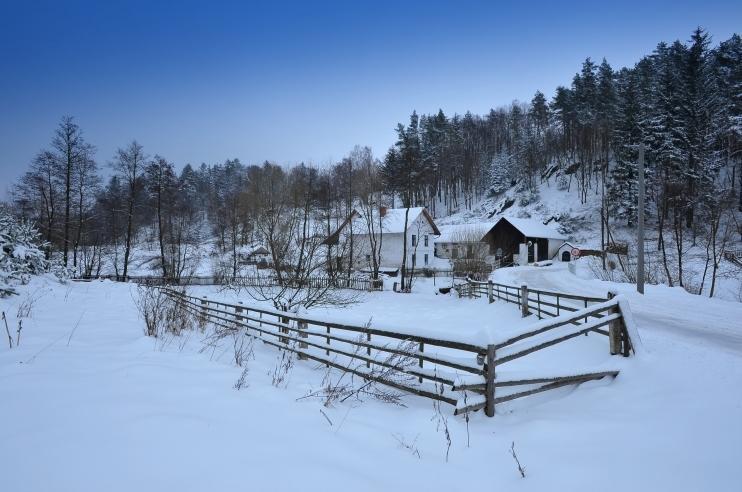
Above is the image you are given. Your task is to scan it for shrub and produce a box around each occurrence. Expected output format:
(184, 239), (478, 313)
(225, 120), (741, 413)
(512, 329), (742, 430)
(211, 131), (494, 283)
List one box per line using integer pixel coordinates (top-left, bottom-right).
(0, 210), (49, 297)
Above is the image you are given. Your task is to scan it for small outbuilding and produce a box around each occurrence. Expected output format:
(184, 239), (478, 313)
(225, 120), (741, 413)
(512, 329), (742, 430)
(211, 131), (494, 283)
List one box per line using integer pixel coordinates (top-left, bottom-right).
(487, 217), (566, 266)
(554, 241), (581, 262)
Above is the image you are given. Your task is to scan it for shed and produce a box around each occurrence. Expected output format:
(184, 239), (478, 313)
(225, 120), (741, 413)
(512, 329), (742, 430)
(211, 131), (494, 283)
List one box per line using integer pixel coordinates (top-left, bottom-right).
(554, 241), (582, 262)
(488, 217), (566, 265)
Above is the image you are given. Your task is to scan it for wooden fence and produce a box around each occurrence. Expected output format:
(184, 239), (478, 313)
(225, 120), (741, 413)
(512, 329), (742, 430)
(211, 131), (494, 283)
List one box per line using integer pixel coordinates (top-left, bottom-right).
(159, 285), (633, 417)
(75, 274), (383, 292)
(455, 278), (610, 321)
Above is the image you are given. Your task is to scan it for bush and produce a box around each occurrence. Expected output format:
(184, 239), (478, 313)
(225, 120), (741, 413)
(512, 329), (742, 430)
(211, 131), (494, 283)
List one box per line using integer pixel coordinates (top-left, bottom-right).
(134, 286), (194, 337)
(0, 210), (49, 297)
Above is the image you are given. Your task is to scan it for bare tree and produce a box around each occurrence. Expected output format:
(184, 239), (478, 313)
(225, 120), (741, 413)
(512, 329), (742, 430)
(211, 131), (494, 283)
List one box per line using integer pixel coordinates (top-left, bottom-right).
(354, 149), (385, 280)
(112, 141), (147, 278)
(52, 116), (95, 267)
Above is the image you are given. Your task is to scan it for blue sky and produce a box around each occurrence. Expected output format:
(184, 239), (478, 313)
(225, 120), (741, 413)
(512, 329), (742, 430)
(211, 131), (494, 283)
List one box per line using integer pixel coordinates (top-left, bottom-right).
(1, 0), (740, 194)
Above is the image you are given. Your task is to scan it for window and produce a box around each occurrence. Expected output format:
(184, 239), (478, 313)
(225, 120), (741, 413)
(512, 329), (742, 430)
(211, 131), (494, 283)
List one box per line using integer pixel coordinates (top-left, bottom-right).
(411, 234), (417, 246)
(451, 248), (459, 259)
(424, 234), (429, 247)
(424, 253), (429, 266)
(412, 253), (416, 266)
(366, 254), (371, 262)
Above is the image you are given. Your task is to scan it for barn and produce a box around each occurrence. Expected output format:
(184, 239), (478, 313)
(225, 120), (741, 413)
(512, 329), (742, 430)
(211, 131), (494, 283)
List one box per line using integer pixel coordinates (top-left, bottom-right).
(487, 217), (566, 266)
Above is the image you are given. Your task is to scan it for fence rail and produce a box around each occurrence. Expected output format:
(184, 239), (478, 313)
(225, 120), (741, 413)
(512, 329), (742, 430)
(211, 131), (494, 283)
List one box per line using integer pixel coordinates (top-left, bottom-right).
(75, 274), (383, 291)
(455, 278), (610, 322)
(159, 284), (633, 417)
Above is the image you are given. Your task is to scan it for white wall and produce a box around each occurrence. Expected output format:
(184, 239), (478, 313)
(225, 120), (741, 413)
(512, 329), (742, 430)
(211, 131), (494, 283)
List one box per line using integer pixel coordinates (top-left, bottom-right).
(352, 213), (436, 270)
(548, 239), (565, 259)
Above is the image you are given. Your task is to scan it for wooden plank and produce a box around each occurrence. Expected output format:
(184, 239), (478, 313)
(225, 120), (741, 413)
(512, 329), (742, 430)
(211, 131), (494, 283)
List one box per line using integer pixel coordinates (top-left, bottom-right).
(165, 290), (487, 355)
(494, 370), (619, 387)
(176, 300), (469, 386)
(495, 314), (621, 365)
(496, 301), (618, 350)
(484, 344), (496, 417)
(493, 372), (618, 404)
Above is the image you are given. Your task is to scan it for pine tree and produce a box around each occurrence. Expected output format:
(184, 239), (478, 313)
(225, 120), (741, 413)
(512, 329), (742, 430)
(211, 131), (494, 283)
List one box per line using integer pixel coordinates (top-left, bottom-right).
(0, 208), (49, 296)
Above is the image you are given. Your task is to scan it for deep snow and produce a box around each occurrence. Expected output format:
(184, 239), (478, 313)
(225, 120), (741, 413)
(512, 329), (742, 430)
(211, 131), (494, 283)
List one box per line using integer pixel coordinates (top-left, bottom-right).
(1, 270), (741, 491)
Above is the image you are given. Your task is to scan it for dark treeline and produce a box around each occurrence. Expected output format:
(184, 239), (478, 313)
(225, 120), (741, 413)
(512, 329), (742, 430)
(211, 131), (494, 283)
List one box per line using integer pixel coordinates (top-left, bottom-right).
(10, 28), (741, 290)
(385, 29), (740, 225)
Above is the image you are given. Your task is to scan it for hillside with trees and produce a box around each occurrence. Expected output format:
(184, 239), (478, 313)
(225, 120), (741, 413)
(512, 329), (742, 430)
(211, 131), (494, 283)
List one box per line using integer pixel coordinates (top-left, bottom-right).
(8, 28), (741, 297)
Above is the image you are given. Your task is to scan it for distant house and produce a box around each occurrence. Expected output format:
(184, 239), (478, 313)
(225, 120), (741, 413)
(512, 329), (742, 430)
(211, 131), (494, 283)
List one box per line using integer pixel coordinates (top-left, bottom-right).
(239, 245), (271, 266)
(434, 222), (498, 265)
(322, 206), (441, 274)
(554, 241), (583, 262)
(487, 217), (566, 265)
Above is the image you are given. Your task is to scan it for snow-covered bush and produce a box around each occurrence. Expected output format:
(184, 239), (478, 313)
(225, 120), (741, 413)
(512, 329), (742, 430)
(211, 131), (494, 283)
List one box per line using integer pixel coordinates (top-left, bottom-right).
(517, 186), (540, 207)
(0, 210), (49, 297)
(51, 261), (73, 284)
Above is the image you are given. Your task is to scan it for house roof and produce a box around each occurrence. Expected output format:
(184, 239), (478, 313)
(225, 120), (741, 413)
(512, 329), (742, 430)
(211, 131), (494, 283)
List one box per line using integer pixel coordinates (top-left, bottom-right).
(496, 217), (566, 240)
(321, 207), (440, 245)
(435, 222), (497, 243)
(377, 207), (440, 235)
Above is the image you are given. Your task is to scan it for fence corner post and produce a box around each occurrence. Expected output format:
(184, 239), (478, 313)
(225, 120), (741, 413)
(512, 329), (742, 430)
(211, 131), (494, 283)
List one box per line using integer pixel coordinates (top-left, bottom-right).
(200, 296), (207, 324)
(235, 301), (244, 332)
(607, 291), (621, 355)
(520, 284), (529, 317)
(487, 280), (494, 304)
(298, 320), (308, 360)
(485, 344), (496, 417)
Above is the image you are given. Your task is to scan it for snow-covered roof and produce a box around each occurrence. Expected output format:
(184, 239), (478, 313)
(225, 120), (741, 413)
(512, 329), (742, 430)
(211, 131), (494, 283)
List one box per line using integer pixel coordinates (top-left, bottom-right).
(321, 207), (440, 245)
(497, 217), (566, 240)
(435, 222), (497, 243)
(379, 207), (427, 234)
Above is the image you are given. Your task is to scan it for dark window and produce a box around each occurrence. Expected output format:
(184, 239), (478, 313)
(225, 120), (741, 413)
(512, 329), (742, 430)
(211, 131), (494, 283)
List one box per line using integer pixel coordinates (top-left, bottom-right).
(366, 254), (371, 262)
(424, 234), (429, 247)
(412, 253), (416, 266)
(424, 253), (429, 266)
(561, 251), (571, 262)
(412, 234), (417, 246)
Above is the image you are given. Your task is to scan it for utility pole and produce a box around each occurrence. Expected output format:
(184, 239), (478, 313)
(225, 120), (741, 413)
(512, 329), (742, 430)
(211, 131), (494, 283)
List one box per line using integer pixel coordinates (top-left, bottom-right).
(637, 143), (645, 294)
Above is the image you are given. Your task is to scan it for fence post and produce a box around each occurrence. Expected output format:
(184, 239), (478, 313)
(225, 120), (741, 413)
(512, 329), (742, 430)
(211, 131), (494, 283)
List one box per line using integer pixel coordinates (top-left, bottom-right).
(325, 324), (331, 364)
(200, 296), (208, 325)
(487, 280), (494, 304)
(484, 344), (496, 417)
(520, 284), (529, 317)
(418, 342), (424, 383)
(280, 314), (289, 345)
(607, 291), (621, 355)
(537, 291), (541, 319)
(235, 301), (244, 332)
(298, 320), (308, 360)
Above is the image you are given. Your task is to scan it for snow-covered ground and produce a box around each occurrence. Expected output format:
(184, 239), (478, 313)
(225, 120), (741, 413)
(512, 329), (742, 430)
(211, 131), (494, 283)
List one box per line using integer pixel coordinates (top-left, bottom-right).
(1, 271), (741, 491)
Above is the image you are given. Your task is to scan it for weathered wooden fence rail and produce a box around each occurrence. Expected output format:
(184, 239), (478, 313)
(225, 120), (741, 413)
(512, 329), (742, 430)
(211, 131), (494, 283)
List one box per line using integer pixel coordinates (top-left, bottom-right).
(455, 278), (610, 321)
(75, 274), (383, 292)
(160, 285), (634, 417)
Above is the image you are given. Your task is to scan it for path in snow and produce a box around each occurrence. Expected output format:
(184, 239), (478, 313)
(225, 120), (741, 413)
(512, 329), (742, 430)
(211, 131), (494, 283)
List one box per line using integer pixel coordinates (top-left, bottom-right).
(492, 263), (742, 355)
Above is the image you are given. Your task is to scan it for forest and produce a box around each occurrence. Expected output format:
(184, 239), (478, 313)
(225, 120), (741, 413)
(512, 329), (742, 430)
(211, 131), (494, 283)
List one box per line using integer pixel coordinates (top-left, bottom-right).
(7, 28), (741, 293)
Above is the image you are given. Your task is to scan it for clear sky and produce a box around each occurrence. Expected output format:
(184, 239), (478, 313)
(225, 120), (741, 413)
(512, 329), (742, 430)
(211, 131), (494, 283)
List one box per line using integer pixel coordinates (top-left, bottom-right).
(1, 0), (740, 195)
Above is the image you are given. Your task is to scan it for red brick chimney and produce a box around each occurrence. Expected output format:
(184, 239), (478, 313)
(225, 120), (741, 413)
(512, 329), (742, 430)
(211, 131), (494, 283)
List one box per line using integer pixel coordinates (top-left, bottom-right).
(379, 206), (387, 217)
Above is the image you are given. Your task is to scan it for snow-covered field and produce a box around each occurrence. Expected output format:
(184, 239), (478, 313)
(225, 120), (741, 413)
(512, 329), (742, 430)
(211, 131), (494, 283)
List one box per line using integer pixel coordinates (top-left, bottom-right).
(1, 269), (741, 491)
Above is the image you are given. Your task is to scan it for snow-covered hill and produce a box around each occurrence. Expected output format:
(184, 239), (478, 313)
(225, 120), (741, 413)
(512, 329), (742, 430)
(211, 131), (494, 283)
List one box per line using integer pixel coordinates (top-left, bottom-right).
(438, 172), (742, 302)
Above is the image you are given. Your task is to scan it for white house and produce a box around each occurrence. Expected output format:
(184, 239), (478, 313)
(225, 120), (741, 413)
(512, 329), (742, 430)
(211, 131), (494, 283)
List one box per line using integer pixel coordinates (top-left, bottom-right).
(322, 207), (441, 274)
